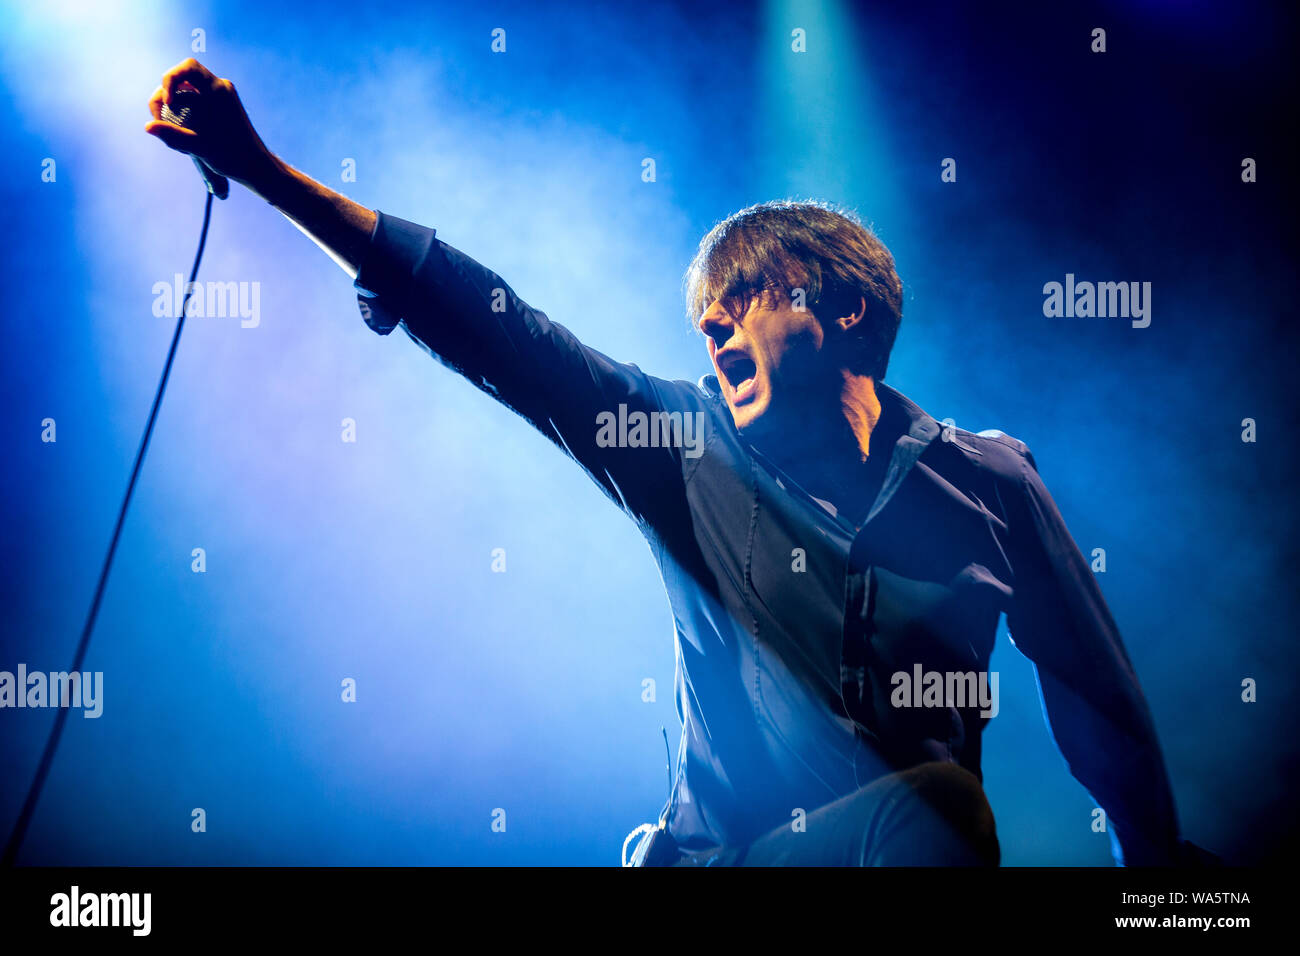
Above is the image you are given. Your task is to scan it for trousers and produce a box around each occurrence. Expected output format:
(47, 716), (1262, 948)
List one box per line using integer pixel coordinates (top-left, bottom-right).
(645, 762), (1000, 867)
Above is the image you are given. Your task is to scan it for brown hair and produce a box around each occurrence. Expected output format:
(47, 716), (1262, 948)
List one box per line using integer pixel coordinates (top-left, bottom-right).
(684, 200), (904, 380)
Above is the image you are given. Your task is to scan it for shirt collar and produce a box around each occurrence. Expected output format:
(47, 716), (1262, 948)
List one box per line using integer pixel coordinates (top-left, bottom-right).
(863, 382), (941, 526)
(701, 374), (941, 530)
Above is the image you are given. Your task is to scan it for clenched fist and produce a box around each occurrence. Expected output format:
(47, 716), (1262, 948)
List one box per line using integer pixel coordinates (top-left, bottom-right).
(145, 58), (277, 190)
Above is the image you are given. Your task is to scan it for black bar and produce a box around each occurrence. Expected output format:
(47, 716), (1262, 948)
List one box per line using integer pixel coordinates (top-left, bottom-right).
(0, 866), (1276, 942)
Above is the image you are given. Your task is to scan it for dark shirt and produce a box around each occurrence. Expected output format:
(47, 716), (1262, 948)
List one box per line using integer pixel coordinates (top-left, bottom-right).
(353, 211), (1183, 865)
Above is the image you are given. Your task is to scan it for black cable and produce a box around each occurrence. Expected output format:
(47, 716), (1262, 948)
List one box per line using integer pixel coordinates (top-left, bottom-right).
(2, 191), (215, 866)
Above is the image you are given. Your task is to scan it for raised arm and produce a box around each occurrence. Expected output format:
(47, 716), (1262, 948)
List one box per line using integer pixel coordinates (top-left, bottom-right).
(145, 59), (703, 526)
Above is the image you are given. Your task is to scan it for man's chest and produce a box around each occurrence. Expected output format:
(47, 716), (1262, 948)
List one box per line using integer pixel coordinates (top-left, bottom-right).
(679, 436), (1013, 697)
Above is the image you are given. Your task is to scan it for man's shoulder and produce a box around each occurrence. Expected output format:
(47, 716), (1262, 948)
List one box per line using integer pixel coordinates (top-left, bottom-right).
(956, 425), (1031, 462)
(934, 422), (1034, 483)
(882, 384), (1033, 483)
(662, 372), (734, 426)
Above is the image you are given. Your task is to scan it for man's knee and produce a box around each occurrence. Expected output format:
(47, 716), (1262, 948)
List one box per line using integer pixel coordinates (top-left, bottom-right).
(875, 762), (1000, 866)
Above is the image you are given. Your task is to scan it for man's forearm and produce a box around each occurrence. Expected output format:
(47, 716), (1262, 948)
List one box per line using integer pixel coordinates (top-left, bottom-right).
(245, 155), (377, 279)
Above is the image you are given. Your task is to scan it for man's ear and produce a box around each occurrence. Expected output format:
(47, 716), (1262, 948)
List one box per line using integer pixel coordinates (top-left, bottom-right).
(834, 296), (868, 333)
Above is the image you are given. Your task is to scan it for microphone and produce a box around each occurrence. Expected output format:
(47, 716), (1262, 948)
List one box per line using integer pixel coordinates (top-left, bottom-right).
(159, 94), (230, 200)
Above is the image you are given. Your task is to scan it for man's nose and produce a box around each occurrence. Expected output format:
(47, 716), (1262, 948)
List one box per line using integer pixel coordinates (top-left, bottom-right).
(698, 303), (735, 349)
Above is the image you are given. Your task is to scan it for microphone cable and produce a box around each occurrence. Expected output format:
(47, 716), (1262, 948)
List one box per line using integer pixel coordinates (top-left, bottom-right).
(2, 190), (215, 866)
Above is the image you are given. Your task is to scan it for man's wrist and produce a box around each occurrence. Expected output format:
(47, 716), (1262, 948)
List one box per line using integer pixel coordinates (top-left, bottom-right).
(240, 152), (292, 205)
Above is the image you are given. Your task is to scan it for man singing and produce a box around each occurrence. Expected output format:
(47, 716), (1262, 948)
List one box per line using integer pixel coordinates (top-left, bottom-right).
(146, 59), (1187, 866)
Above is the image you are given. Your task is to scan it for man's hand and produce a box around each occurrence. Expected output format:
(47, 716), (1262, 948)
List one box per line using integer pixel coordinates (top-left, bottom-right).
(144, 57), (376, 277)
(145, 58), (277, 191)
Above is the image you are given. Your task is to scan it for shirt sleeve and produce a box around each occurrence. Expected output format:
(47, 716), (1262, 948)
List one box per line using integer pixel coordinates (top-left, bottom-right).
(352, 211), (702, 527)
(1003, 446), (1182, 866)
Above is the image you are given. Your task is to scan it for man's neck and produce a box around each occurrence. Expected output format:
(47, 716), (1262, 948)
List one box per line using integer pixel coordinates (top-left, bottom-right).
(840, 370), (883, 462)
(755, 371), (886, 511)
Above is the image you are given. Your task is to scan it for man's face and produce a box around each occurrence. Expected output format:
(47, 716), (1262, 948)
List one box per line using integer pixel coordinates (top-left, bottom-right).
(699, 292), (831, 435)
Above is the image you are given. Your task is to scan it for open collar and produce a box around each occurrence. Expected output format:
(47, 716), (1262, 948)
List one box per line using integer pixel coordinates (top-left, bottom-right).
(712, 375), (941, 535)
(864, 382), (941, 526)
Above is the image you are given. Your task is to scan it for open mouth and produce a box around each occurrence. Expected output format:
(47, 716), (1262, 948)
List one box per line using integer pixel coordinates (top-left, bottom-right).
(716, 350), (758, 405)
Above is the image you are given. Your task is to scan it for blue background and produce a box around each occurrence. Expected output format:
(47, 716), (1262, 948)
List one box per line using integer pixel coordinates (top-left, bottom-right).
(1, 0), (1296, 865)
